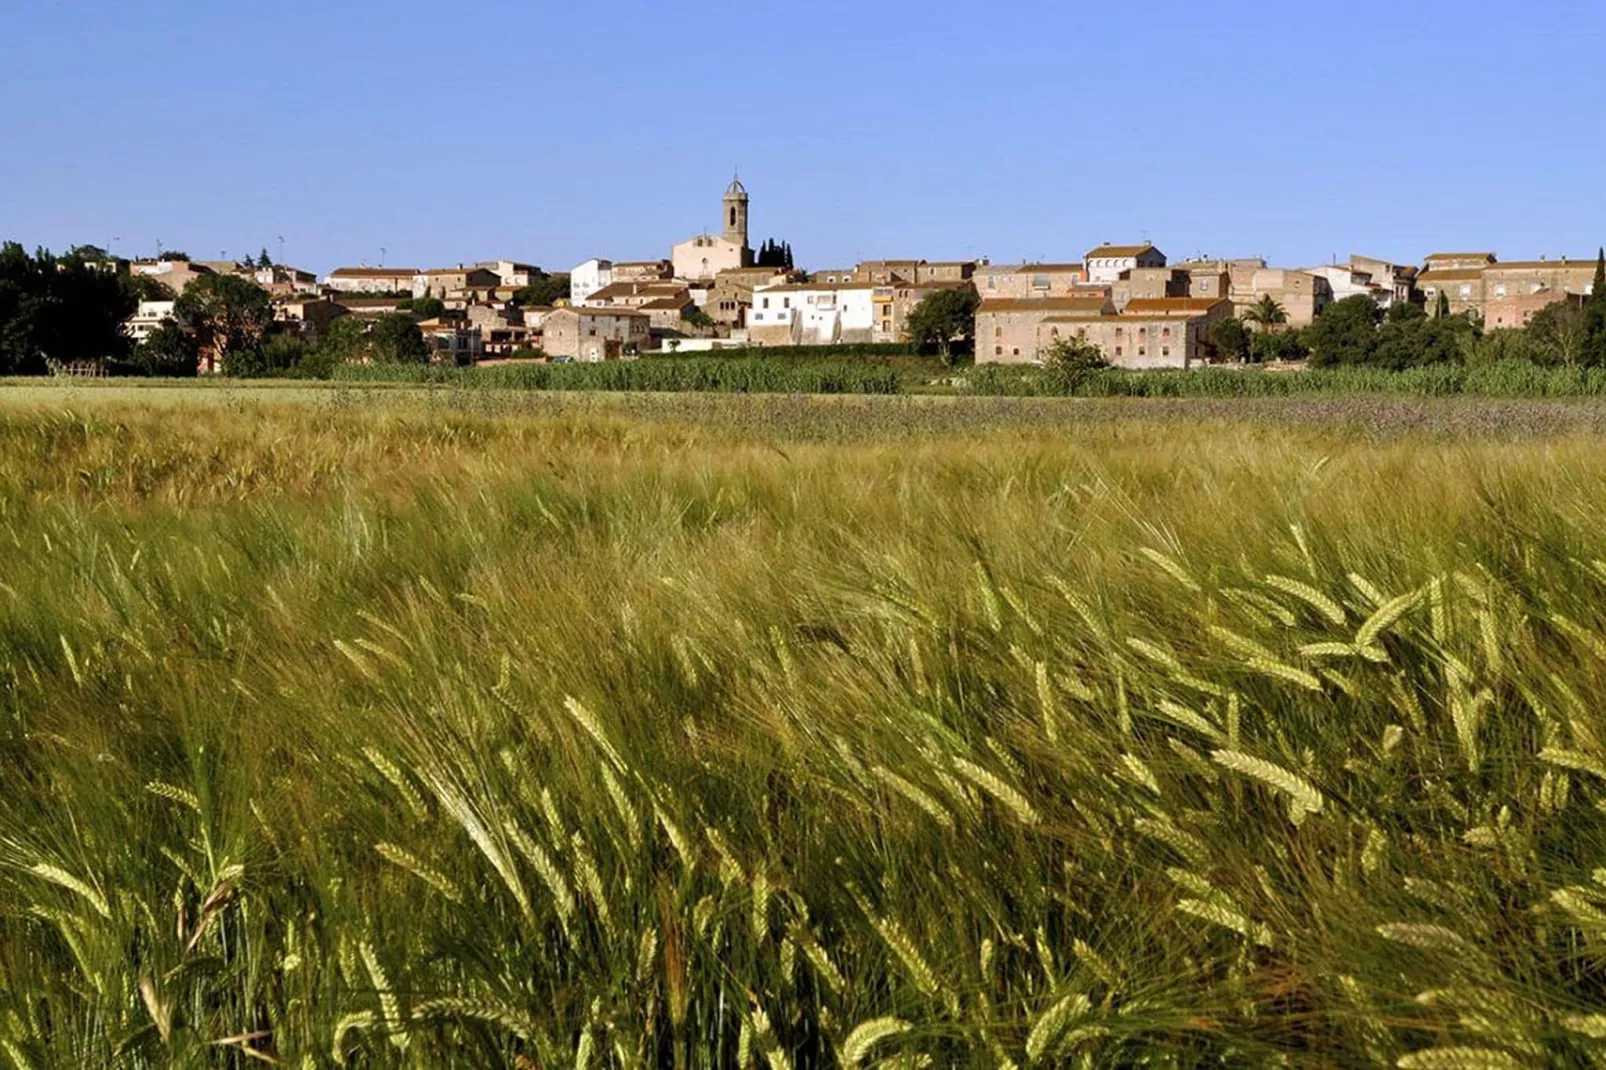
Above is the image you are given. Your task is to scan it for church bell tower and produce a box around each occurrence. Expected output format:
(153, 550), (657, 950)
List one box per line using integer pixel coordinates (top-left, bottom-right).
(722, 175), (750, 258)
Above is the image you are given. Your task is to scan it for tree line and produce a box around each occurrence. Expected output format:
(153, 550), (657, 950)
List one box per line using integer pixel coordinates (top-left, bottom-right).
(1208, 251), (1606, 369)
(0, 239), (574, 377)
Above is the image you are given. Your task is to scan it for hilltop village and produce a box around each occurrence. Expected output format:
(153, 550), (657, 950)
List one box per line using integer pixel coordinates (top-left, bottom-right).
(15, 176), (1600, 375)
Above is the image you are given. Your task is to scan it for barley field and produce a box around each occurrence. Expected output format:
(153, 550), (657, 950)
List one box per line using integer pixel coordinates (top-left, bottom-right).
(5, 390), (1606, 1067)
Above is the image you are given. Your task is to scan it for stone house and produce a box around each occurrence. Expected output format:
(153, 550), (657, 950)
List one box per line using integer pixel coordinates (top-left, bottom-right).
(707, 267), (804, 327)
(1349, 254), (1416, 306)
(1098, 298), (1232, 367)
(1424, 252), (1497, 273)
(1417, 268), (1487, 317)
(1112, 267), (1188, 311)
(976, 296), (1229, 368)
(1486, 290), (1587, 330)
(1242, 269), (1332, 326)
(542, 307), (650, 360)
(580, 280), (691, 309)
(973, 263), (1085, 299)
(855, 260), (976, 284)
(476, 260), (541, 287)
(1483, 259), (1596, 305)
(414, 267), (500, 299)
(640, 295), (696, 332)
(416, 319), (484, 364)
(273, 297), (345, 343)
(871, 279), (976, 343)
(976, 297), (1113, 362)
(614, 260), (675, 282)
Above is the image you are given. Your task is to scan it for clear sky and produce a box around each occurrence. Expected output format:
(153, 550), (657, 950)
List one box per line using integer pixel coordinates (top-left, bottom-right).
(3, 1), (1603, 275)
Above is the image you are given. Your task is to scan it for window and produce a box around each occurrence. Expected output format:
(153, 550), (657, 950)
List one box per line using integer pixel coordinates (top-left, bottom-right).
(1115, 327), (1124, 338)
(1115, 346), (1123, 356)
(987, 277), (996, 289)
(995, 346), (1002, 355)
(1493, 284), (1507, 298)
(994, 326), (1002, 337)
(1162, 346), (1170, 357)
(1459, 284), (1473, 299)
(1162, 327), (1171, 339)
(762, 297), (770, 309)
(1138, 347), (1146, 356)
(783, 298), (791, 309)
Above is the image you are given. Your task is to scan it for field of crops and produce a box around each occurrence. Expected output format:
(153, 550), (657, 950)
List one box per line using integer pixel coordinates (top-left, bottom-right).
(5, 392), (1606, 1066)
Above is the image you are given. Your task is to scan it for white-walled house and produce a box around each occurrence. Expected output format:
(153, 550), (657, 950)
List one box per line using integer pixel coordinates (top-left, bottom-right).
(569, 258), (613, 304)
(323, 267), (420, 294)
(124, 300), (177, 341)
(1083, 243), (1167, 285)
(746, 282), (877, 346)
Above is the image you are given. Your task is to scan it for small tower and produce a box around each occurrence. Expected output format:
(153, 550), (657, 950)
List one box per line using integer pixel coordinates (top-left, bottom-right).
(722, 174), (750, 254)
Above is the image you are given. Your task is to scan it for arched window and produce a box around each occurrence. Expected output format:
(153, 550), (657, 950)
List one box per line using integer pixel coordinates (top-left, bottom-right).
(729, 206), (736, 227)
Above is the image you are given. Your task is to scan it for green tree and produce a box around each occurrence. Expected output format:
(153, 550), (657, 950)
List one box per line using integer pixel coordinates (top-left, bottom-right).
(370, 313), (430, 363)
(318, 314), (430, 365)
(408, 296), (446, 320)
(132, 321), (200, 377)
(0, 242), (135, 373)
(174, 272), (272, 374)
(125, 274), (176, 302)
(1374, 314), (1473, 370)
(683, 305), (715, 331)
(1386, 301), (1426, 324)
(1304, 294), (1381, 366)
(1584, 248), (1606, 366)
(1042, 335), (1108, 391)
(258, 247), (273, 268)
(1249, 328), (1309, 363)
(1529, 300), (1589, 366)
(904, 287), (980, 362)
(1434, 290), (1452, 319)
(1208, 316), (1250, 362)
(512, 274), (570, 308)
(1241, 295), (1288, 332)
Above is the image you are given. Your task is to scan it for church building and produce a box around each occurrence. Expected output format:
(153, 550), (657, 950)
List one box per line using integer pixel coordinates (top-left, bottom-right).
(671, 177), (754, 281)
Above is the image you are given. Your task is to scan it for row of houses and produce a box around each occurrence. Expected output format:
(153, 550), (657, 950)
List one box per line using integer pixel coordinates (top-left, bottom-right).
(119, 174), (1600, 370)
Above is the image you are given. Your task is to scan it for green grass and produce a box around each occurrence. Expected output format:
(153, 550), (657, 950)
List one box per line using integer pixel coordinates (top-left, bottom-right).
(2, 394), (1606, 1065)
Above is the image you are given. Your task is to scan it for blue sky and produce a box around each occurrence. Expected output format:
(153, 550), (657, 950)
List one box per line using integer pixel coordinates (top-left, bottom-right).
(3, 1), (1603, 275)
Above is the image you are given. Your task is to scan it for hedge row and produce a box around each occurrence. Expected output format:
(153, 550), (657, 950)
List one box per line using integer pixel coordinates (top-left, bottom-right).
(329, 358), (901, 394)
(966, 361), (1606, 398)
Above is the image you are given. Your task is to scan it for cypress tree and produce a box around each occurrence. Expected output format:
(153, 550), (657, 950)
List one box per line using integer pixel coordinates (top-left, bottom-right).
(1584, 247), (1606, 366)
